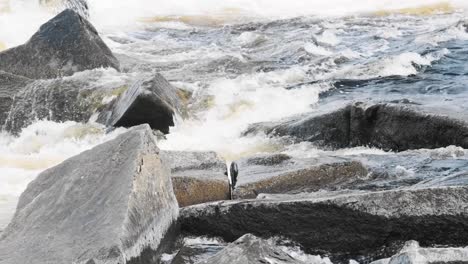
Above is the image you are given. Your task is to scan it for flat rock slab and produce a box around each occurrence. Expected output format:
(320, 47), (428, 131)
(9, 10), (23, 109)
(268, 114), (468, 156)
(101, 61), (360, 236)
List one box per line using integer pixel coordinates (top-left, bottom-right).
(180, 186), (468, 263)
(161, 151), (230, 207)
(0, 9), (119, 79)
(233, 153), (368, 199)
(0, 125), (179, 264)
(99, 73), (182, 134)
(245, 102), (468, 152)
(198, 234), (306, 264)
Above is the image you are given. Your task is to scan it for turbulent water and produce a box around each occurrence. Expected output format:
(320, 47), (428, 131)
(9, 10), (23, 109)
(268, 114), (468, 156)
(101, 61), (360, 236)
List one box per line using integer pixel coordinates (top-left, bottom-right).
(1, 0), (468, 231)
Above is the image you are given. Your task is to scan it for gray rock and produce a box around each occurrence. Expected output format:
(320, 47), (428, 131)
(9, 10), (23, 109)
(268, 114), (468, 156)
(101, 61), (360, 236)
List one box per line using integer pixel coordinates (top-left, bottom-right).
(198, 234), (306, 264)
(180, 186), (468, 263)
(233, 153), (369, 199)
(0, 9), (119, 79)
(0, 71), (32, 127)
(98, 73), (182, 134)
(161, 151), (230, 207)
(2, 71), (126, 134)
(0, 125), (179, 264)
(371, 241), (468, 264)
(244, 102), (468, 152)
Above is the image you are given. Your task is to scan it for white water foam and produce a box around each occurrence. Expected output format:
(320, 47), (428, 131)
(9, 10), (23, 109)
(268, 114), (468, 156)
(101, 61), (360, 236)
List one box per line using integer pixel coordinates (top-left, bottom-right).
(159, 67), (326, 160)
(2, 0), (468, 48)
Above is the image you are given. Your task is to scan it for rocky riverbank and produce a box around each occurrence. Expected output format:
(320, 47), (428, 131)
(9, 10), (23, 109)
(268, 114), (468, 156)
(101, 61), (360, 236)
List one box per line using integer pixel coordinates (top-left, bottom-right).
(1, 4), (468, 264)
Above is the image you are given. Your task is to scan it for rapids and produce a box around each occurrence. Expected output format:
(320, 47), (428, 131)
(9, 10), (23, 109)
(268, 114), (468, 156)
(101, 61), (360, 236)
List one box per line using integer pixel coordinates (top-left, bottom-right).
(0, 0), (468, 237)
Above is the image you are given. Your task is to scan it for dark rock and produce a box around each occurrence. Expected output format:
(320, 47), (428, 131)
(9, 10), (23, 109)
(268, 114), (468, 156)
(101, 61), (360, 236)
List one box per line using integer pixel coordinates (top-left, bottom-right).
(349, 102), (468, 151)
(0, 125), (179, 264)
(98, 73), (182, 134)
(198, 234), (306, 264)
(370, 241), (468, 264)
(233, 154), (369, 199)
(0, 9), (119, 79)
(161, 151), (230, 207)
(180, 186), (468, 263)
(245, 102), (468, 152)
(244, 105), (351, 149)
(0, 71), (32, 127)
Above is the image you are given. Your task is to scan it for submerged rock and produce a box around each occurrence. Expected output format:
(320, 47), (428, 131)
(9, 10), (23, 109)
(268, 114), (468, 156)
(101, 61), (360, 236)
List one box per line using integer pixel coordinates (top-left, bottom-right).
(245, 102), (468, 152)
(371, 241), (468, 264)
(2, 71), (125, 134)
(198, 234), (306, 264)
(170, 238), (226, 264)
(0, 71), (31, 127)
(233, 153), (368, 199)
(0, 125), (179, 264)
(161, 151), (230, 207)
(98, 73), (182, 134)
(180, 186), (468, 263)
(0, 9), (119, 79)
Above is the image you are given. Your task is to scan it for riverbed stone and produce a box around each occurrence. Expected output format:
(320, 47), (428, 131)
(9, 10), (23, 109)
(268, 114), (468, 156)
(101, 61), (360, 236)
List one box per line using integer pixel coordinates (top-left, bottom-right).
(0, 9), (119, 79)
(161, 151), (230, 207)
(0, 125), (179, 264)
(180, 186), (468, 263)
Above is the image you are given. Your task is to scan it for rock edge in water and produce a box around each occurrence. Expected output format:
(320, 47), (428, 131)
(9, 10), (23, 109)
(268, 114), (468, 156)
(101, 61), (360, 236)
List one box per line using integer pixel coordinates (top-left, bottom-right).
(244, 102), (468, 152)
(0, 9), (119, 79)
(0, 125), (179, 264)
(180, 186), (468, 263)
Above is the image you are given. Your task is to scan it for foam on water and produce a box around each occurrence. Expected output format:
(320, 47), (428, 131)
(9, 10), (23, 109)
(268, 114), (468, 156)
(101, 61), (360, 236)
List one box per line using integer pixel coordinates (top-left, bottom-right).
(1, 0), (468, 47)
(0, 121), (127, 228)
(1, 0), (468, 231)
(159, 67), (325, 160)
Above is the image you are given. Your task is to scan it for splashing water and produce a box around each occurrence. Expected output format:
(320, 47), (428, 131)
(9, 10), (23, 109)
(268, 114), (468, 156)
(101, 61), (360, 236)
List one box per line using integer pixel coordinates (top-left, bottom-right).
(1, 0), (468, 230)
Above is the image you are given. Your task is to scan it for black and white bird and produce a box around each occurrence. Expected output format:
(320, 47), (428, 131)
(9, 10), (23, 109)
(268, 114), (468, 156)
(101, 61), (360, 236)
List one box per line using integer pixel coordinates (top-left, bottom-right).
(226, 162), (239, 199)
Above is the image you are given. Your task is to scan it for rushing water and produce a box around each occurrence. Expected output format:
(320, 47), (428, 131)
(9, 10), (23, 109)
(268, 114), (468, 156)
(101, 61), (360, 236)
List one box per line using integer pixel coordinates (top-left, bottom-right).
(0, 0), (468, 230)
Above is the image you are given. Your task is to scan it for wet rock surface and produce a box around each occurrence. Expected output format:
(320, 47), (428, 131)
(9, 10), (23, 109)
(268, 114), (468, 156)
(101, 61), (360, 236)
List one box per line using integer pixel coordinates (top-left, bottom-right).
(370, 241), (468, 264)
(0, 9), (119, 79)
(161, 151), (230, 207)
(245, 102), (468, 152)
(180, 186), (468, 263)
(0, 71), (31, 127)
(0, 125), (179, 264)
(169, 238), (226, 264)
(233, 153), (368, 199)
(1, 71), (126, 134)
(98, 73), (182, 134)
(198, 234), (306, 264)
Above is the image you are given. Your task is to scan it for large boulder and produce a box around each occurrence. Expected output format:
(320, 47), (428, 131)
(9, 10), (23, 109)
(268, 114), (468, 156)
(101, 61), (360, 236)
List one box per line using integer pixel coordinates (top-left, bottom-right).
(161, 151), (230, 207)
(180, 186), (468, 263)
(0, 9), (119, 79)
(245, 102), (468, 152)
(98, 73), (183, 134)
(233, 153), (368, 199)
(0, 125), (179, 264)
(0, 71), (32, 128)
(198, 234), (306, 264)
